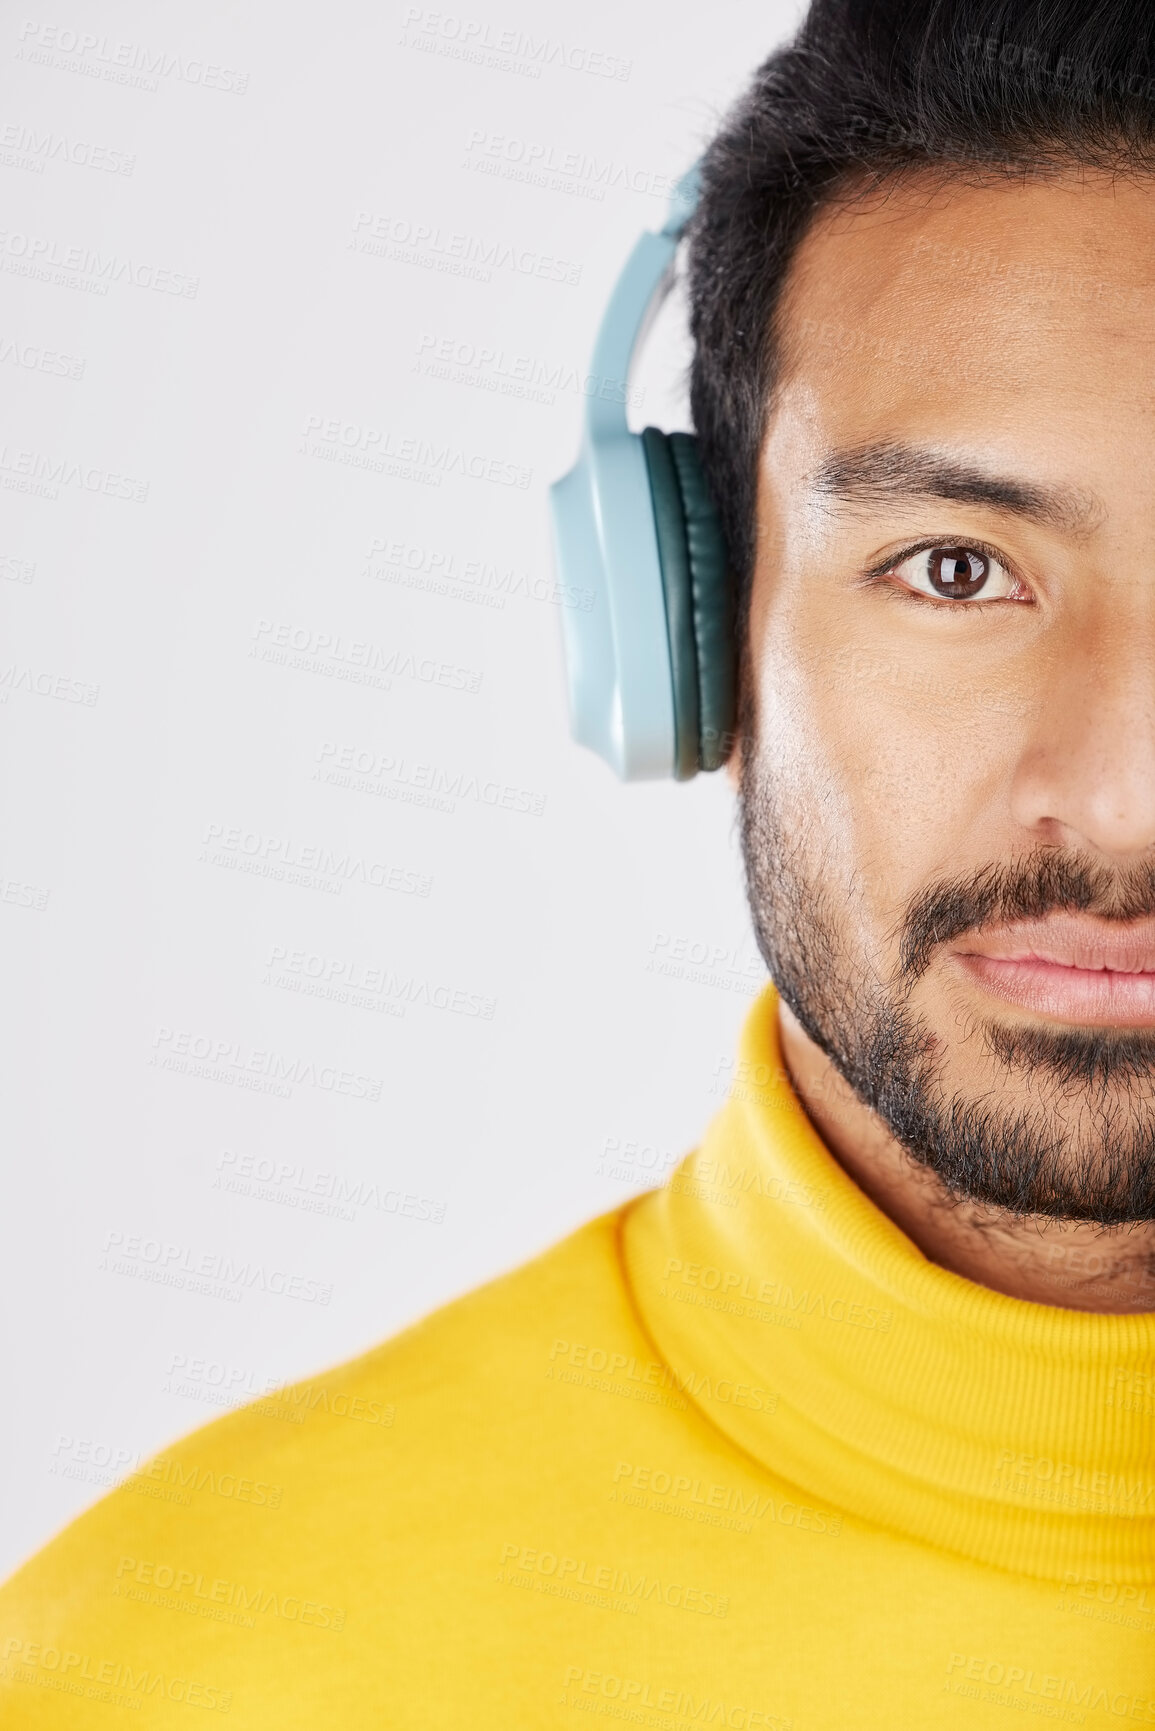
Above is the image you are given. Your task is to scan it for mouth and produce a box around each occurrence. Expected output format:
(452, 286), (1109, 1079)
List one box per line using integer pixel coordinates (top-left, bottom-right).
(952, 913), (1155, 1027)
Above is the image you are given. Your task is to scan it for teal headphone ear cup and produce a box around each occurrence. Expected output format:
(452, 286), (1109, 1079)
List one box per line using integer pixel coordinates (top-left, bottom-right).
(640, 428), (736, 778)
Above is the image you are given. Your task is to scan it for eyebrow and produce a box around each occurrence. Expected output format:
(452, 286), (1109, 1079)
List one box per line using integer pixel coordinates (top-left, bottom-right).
(808, 440), (1105, 534)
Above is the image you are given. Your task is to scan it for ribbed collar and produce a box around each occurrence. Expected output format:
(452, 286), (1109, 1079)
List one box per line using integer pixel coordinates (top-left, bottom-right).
(622, 984), (1155, 1580)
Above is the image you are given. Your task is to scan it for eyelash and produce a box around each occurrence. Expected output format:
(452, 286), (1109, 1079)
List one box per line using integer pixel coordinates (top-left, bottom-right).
(859, 538), (1030, 610)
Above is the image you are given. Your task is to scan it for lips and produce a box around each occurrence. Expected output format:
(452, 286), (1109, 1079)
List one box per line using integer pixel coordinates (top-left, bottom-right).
(953, 914), (1155, 1026)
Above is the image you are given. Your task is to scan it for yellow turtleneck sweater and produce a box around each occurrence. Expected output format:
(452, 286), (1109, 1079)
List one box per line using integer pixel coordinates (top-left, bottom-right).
(3, 986), (1154, 1727)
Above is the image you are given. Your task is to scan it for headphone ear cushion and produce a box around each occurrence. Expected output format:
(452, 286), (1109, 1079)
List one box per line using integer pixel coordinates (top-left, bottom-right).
(641, 428), (736, 777)
(667, 432), (736, 773)
(641, 428), (700, 780)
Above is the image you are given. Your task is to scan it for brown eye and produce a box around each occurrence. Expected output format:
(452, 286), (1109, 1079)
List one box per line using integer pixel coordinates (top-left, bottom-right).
(926, 547), (989, 598)
(886, 543), (1021, 605)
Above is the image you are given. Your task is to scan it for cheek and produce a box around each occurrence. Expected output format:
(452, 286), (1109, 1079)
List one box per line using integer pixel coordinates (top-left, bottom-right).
(750, 621), (1011, 950)
(748, 630), (870, 883)
(833, 677), (1016, 926)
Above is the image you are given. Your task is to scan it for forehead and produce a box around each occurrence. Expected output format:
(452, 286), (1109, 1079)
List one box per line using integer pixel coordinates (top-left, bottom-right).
(773, 171), (1155, 450)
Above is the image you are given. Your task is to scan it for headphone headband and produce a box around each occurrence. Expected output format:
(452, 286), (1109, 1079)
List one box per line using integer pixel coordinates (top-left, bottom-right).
(549, 164), (735, 783)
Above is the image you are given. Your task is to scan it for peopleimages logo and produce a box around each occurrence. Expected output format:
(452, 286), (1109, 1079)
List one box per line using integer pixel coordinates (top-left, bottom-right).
(398, 7), (633, 82)
(993, 1449), (1155, 1514)
(314, 741), (544, 818)
(348, 209), (582, 288)
(462, 130), (674, 200)
(264, 942), (497, 1023)
(0, 121), (135, 175)
(149, 1023), (385, 1103)
(216, 1147), (449, 1225)
(498, 1542), (729, 1619)
(944, 1651), (1155, 1721)
(199, 820), (433, 899)
(1, 1637), (233, 1715)
(0, 334), (85, 379)
(363, 535), (592, 612)
(414, 329), (644, 410)
(15, 21), (250, 93)
(0, 228), (199, 297)
(114, 1554), (346, 1632)
(250, 617), (483, 695)
(559, 1665), (791, 1730)
(0, 873), (50, 910)
(0, 663), (99, 705)
(299, 412), (533, 489)
(610, 1461), (842, 1537)
(101, 1229), (334, 1306)
(0, 442), (147, 501)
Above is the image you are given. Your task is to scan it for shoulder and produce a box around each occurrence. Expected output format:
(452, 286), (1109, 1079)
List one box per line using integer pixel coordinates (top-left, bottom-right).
(9, 1203), (634, 1559)
(0, 1204), (647, 1724)
(239, 1201), (638, 1455)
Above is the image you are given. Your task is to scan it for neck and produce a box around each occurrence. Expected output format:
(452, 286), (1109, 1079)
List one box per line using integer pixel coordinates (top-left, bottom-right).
(775, 997), (1155, 1314)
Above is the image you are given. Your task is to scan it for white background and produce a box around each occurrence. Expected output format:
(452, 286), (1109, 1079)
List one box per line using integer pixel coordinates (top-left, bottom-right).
(0, 0), (804, 1578)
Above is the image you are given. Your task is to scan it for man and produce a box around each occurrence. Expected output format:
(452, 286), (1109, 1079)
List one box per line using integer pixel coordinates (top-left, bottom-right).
(3, 0), (1155, 1723)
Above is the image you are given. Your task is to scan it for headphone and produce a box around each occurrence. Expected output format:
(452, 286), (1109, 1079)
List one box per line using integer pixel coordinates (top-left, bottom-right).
(548, 165), (736, 782)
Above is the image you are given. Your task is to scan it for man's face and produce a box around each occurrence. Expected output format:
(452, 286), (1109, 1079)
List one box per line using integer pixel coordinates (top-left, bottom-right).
(743, 168), (1155, 1223)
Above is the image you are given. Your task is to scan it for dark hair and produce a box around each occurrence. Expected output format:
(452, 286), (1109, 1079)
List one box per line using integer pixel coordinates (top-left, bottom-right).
(688, 0), (1155, 678)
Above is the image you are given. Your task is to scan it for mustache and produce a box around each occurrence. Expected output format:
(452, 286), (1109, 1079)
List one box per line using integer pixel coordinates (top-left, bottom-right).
(898, 849), (1155, 983)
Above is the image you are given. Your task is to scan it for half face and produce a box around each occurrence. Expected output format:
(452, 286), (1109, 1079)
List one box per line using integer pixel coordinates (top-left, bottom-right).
(743, 168), (1155, 1223)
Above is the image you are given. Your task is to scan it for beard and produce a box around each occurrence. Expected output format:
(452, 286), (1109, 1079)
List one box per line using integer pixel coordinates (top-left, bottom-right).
(739, 748), (1155, 1226)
